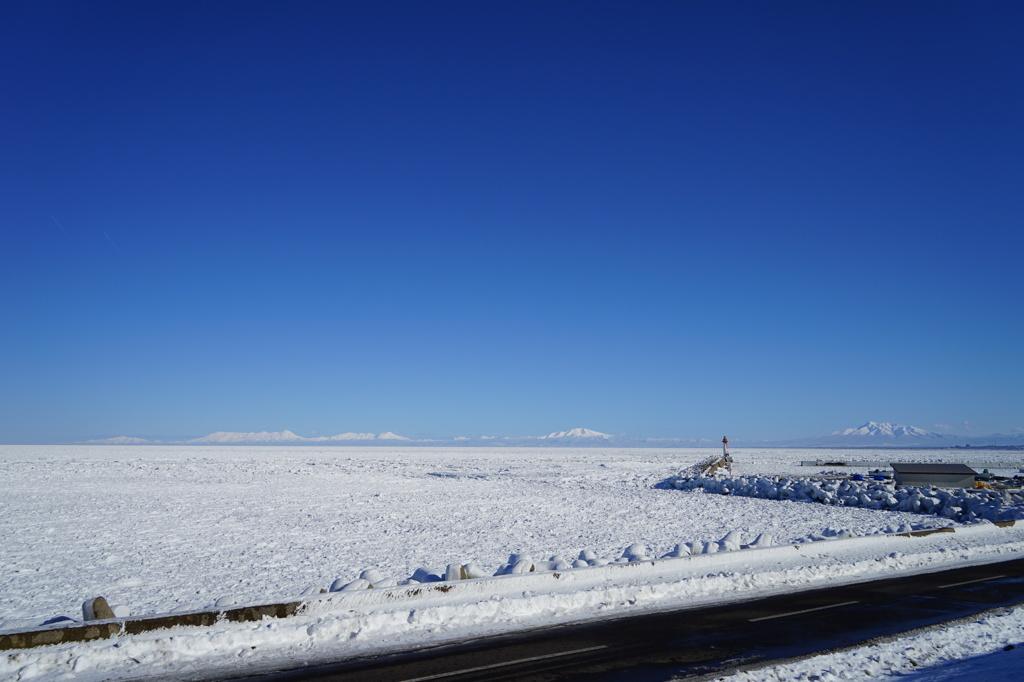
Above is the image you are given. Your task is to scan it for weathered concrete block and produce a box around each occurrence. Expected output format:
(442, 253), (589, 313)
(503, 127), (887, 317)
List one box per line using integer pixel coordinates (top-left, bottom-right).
(82, 597), (115, 621)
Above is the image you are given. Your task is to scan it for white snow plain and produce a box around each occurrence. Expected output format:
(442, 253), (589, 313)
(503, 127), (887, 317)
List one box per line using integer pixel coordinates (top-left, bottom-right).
(2, 445), (1023, 681)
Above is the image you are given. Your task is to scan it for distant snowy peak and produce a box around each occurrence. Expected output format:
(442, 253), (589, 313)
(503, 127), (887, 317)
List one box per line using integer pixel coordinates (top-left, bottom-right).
(376, 431), (410, 440)
(833, 421), (941, 439)
(779, 420), (961, 447)
(540, 427), (613, 440)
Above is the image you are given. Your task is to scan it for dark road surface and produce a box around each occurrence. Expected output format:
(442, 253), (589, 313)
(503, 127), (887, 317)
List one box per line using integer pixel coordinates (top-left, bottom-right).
(235, 557), (1024, 682)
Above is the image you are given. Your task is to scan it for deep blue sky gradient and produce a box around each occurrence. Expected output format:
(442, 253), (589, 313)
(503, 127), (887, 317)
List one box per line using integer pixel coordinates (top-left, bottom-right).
(2, 1), (1022, 442)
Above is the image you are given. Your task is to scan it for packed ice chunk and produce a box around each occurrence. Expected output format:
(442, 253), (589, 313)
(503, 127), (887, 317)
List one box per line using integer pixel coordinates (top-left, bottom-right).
(411, 568), (442, 583)
(339, 579), (371, 591)
(359, 568), (384, 584)
(461, 562), (488, 579)
(622, 543), (648, 560)
(719, 531), (743, 551)
(661, 544), (686, 558)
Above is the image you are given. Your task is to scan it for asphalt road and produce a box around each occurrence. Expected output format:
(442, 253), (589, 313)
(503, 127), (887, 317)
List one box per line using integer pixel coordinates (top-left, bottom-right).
(236, 557), (1024, 682)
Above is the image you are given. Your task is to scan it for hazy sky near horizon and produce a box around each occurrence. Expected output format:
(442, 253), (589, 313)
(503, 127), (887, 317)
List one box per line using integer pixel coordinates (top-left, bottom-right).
(2, 1), (1022, 443)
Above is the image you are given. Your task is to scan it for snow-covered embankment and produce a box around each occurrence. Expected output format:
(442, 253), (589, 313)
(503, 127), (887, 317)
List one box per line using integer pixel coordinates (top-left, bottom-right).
(671, 473), (1024, 524)
(5, 522), (1024, 682)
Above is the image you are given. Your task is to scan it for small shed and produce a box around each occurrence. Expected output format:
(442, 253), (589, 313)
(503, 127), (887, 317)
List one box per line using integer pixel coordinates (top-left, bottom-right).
(890, 462), (977, 488)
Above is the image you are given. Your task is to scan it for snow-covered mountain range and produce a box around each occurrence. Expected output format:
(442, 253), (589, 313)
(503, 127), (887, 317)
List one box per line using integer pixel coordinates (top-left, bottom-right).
(790, 421), (956, 446)
(82, 427), (617, 446)
(186, 430), (410, 444)
(773, 421), (1024, 448)
(79, 422), (1023, 447)
(539, 428), (613, 440)
(188, 430), (306, 444)
(85, 431), (412, 445)
(777, 421), (954, 447)
(834, 421), (938, 439)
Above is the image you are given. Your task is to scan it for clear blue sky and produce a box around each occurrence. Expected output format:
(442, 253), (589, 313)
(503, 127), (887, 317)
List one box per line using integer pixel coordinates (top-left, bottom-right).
(2, 1), (1021, 443)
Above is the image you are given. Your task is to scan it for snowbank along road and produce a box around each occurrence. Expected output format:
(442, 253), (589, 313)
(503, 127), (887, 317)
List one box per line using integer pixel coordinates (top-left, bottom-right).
(239, 556), (1024, 682)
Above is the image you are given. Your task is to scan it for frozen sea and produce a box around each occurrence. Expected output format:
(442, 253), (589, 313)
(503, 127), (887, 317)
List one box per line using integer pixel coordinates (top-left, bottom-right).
(2, 444), (1023, 681)
(2, 444), (1014, 625)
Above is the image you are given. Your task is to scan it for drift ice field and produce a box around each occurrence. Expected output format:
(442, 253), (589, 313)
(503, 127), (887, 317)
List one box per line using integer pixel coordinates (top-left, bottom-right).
(3, 445), (1024, 681)
(0, 444), (965, 624)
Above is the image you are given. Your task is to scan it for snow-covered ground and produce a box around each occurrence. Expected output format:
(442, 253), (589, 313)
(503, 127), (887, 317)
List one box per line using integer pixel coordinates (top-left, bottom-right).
(2, 445), (1023, 680)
